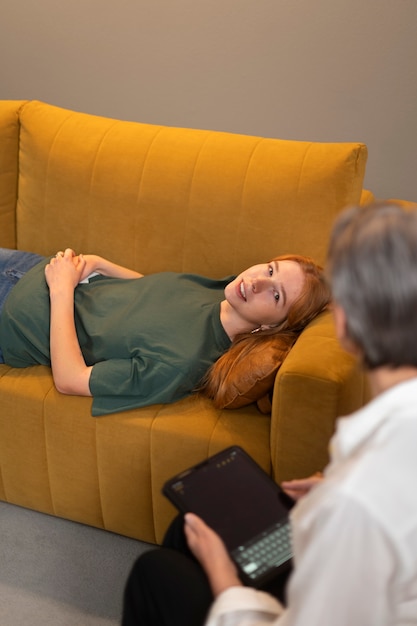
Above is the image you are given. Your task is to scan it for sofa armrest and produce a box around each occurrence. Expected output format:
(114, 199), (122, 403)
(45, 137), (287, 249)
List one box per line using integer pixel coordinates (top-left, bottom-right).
(0, 100), (27, 249)
(360, 188), (375, 205)
(269, 311), (370, 483)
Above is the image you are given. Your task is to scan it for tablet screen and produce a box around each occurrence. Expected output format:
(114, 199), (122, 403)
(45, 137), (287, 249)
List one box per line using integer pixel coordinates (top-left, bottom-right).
(163, 446), (293, 551)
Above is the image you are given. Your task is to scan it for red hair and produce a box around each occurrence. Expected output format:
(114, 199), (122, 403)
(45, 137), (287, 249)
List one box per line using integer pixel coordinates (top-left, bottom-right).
(200, 254), (331, 399)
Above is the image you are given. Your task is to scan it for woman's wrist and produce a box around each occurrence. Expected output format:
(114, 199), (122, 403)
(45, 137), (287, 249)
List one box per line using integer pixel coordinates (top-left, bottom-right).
(48, 280), (76, 300)
(208, 569), (243, 598)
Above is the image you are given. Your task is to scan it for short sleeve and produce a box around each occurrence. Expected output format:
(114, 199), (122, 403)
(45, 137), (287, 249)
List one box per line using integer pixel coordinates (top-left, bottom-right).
(89, 356), (194, 415)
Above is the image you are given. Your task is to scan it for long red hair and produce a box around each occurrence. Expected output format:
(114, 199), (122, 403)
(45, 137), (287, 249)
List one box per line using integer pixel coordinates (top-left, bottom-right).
(200, 254), (331, 399)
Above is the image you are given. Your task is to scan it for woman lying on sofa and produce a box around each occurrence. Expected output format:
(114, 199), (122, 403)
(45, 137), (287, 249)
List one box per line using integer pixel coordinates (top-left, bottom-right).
(0, 248), (330, 415)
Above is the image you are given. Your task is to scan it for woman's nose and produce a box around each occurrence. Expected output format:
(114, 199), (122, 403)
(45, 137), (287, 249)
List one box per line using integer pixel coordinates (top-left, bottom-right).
(251, 276), (270, 292)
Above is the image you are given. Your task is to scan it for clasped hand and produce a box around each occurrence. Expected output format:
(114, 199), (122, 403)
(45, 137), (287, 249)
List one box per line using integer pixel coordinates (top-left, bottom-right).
(44, 248), (96, 292)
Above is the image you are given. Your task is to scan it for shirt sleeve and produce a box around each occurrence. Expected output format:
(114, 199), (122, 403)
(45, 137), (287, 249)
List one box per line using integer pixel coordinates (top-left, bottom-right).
(205, 586), (284, 626)
(280, 493), (397, 626)
(88, 355), (194, 415)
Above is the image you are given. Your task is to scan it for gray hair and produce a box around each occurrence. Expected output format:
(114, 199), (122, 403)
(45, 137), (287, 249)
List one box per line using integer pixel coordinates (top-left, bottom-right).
(327, 202), (417, 369)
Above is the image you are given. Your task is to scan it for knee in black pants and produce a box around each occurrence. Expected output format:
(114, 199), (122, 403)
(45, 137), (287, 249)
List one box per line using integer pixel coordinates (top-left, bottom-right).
(122, 547), (213, 626)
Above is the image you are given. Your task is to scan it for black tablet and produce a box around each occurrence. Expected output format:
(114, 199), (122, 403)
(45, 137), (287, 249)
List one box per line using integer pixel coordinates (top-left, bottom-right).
(162, 445), (294, 586)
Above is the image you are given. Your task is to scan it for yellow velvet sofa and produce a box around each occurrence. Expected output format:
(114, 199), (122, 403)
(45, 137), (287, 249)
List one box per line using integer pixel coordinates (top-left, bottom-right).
(0, 99), (370, 544)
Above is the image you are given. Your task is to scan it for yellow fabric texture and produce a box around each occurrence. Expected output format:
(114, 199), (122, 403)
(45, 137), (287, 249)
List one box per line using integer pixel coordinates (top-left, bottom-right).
(15, 100), (368, 270)
(271, 312), (371, 483)
(0, 100), (26, 249)
(0, 99), (370, 543)
(386, 198), (417, 210)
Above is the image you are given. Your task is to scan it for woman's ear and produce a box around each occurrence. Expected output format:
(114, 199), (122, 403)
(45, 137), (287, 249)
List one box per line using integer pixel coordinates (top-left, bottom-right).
(259, 323), (278, 332)
(332, 304), (361, 356)
(332, 303), (346, 342)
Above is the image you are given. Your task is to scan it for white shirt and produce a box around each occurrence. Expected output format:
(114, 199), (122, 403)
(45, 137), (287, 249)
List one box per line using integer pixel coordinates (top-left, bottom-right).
(205, 377), (417, 626)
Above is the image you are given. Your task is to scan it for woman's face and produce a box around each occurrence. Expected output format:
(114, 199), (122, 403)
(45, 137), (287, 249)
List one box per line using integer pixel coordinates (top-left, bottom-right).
(224, 260), (305, 331)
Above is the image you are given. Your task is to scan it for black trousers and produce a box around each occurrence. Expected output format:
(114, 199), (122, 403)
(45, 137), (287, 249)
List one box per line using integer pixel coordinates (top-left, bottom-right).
(121, 516), (291, 626)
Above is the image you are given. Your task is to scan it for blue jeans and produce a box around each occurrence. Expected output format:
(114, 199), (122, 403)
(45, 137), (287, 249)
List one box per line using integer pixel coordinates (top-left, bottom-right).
(0, 248), (45, 363)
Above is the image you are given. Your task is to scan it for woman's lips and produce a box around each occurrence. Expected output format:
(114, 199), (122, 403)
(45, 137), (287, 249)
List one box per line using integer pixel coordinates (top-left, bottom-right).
(237, 280), (246, 301)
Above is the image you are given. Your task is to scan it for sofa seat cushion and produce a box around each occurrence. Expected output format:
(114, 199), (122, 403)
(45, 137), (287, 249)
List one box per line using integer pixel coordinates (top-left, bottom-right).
(0, 363), (271, 543)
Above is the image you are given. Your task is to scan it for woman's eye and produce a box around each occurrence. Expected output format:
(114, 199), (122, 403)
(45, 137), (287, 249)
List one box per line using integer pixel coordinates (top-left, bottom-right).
(268, 265), (273, 276)
(274, 292), (280, 302)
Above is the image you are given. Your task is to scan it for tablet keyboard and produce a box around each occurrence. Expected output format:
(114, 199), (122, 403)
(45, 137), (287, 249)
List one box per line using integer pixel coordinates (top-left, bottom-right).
(232, 520), (292, 581)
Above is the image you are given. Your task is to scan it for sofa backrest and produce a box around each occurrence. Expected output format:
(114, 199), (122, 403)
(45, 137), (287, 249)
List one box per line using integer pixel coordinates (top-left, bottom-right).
(0, 100), (367, 274)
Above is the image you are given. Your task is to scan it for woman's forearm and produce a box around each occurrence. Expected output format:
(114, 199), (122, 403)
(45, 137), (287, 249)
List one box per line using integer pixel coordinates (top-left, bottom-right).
(184, 513), (243, 598)
(49, 289), (93, 396)
(45, 249), (140, 396)
(45, 250), (93, 396)
(84, 255), (144, 280)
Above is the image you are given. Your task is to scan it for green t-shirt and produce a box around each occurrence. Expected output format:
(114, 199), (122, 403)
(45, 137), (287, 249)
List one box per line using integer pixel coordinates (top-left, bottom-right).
(0, 260), (232, 415)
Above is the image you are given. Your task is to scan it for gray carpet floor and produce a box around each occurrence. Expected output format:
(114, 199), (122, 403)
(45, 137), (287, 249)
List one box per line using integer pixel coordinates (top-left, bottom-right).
(0, 501), (154, 626)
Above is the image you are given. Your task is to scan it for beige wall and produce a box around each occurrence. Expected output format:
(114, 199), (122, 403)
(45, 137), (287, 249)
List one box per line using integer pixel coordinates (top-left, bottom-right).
(1, 0), (416, 201)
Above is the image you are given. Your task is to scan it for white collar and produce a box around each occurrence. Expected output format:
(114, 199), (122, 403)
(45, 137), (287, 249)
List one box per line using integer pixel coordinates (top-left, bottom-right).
(331, 377), (417, 462)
